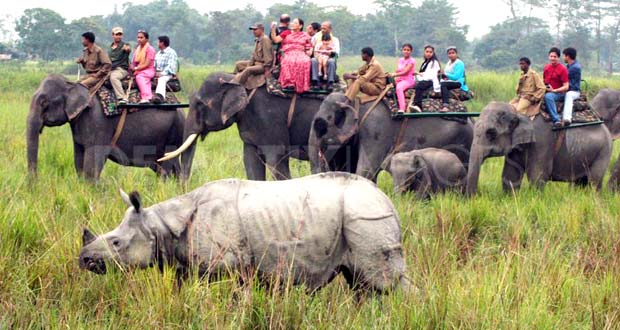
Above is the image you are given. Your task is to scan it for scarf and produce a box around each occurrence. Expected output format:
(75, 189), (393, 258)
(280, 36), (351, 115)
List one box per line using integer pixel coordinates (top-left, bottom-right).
(134, 43), (148, 66)
(420, 59), (438, 73)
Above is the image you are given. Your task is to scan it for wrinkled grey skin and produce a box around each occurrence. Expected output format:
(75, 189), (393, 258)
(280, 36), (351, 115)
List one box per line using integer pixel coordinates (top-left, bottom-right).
(27, 75), (184, 180)
(466, 102), (612, 195)
(79, 173), (408, 293)
(383, 148), (466, 198)
(310, 93), (473, 182)
(591, 89), (620, 190)
(177, 72), (354, 181)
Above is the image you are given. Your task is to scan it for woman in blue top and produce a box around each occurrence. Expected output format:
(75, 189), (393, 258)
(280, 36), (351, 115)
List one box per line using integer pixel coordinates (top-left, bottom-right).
(440, 46), (469, 112)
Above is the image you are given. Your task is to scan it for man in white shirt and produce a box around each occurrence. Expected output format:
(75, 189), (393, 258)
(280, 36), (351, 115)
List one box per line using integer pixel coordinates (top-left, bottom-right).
(153, 35), (178, 103)
(311, 21), (340, 91)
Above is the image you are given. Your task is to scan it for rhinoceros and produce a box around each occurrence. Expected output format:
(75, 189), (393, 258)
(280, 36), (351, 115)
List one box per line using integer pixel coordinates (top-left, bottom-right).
(79, 172), (408, 292)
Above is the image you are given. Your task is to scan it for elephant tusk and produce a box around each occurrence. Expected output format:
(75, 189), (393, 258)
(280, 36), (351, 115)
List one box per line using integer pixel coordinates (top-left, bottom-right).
(157, 134), (198, 162)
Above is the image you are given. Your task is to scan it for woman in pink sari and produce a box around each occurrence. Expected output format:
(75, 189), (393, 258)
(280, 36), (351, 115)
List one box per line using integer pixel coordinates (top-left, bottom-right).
(130, 30), (156, 103)
(271, 18), (312, 94)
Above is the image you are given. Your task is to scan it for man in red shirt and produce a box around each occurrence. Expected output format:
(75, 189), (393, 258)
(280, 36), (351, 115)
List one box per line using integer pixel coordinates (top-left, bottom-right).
(543, 47), (569, 127)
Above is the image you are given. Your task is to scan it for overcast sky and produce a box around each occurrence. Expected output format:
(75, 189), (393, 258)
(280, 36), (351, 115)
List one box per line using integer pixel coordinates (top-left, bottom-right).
(2, 0), (515, 40)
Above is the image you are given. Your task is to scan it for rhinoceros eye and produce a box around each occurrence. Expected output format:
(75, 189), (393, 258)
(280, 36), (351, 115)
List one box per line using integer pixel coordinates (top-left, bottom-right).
(111, 239), (120, 247)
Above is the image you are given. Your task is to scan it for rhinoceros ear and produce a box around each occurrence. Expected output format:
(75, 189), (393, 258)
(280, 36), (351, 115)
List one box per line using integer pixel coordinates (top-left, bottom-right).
(119, 189), (141, 213)
(82, 227), (96, 246)
(129, 191), (141, 213)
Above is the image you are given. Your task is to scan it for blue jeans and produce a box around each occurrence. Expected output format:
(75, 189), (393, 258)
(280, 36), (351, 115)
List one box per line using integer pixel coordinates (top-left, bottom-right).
(311, 58), (337, 83)
(544, 92), (565, 123)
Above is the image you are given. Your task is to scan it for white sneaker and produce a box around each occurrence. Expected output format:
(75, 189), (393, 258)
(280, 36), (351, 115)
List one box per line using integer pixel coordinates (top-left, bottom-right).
(411, 105), (422, 113)
(138, 99), (149, 104)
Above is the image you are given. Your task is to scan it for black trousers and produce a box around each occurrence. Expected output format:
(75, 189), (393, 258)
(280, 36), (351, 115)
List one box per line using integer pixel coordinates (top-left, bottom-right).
(413, 80), (434, 107)
(440, 81), (462, 105)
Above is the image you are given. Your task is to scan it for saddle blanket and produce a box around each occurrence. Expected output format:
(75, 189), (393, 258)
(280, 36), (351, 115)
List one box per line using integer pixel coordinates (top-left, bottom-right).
(266, 77), (347, 99)
(98, 86), (180, 117)
(539, 95), (601, 123)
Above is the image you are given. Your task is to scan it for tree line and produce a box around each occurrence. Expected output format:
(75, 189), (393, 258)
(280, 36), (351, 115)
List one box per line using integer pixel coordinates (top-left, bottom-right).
(2, 0), (620, 73)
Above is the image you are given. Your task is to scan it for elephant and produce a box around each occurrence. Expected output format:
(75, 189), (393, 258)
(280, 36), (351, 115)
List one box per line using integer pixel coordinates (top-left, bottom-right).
(309, 92), (474, 181)
(159, 72), (355, 181)
(466, 102), (612, 195)
(383, 148), (466, 198)
(27, 75), (185, 180)
(79, 172), (409, 293)
(591, 89), (620, 190)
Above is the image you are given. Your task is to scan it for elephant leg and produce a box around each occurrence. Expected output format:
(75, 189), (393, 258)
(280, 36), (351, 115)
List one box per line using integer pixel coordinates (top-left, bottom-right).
(243, 143), (266, 181)
(608, 158), (620, 192)
(355, 149), (382, 182)
(73, 142), (85, 177)
(83, 145), (110, 180)
(525, 147), (552, 190)
(502, 150), (526, 192)
(588, 155), (609, 191)
(265, 154), (291, 180)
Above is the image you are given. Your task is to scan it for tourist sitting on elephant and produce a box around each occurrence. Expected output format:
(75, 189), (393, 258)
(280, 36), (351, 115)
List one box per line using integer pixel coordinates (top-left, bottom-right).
(230, 23), (273, 89)
(153, 35), (178, 104)
(108, 27), (131, 104)
(411, 45), (441, 113)
(543, 47), (569, 127)
(389, 43), (416, 113)
(439, 46), (469, 112)
(510, 57), (546, 117)
(130, 30), (156, 104)
(271, 17), (313, 94)
(307, 22), (321, 44)
(76, 32), (111, 91)
(310, 21), (340, 90)
(561, 47), (581, 126)
(343, 47), (387, 102)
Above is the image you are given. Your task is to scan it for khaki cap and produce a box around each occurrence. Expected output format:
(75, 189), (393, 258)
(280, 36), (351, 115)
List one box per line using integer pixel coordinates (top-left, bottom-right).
(112, 27), (123, 34)
(249, 23), (264, 30)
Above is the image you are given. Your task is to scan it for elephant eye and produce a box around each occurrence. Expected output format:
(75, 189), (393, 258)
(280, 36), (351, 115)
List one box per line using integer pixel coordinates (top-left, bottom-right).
(111, 239), (121, 247)
(485, 128), (498, 142)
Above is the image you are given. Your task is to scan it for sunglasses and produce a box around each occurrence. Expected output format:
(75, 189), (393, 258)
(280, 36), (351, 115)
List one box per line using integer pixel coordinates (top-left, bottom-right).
(114, 33), (123, 36)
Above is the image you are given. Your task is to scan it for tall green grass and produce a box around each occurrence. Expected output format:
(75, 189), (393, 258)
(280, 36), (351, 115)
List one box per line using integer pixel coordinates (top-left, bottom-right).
(1, 60), (620, 328)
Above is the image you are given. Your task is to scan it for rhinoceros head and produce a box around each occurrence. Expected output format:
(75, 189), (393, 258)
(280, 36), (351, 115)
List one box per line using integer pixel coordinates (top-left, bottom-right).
(79, 189), (156, 274)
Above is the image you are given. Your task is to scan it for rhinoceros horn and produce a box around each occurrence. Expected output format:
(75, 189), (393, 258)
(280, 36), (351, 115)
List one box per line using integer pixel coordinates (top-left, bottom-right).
(82, 227), (96, 246)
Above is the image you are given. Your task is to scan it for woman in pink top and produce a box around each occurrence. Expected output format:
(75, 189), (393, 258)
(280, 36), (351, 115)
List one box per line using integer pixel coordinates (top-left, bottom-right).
(131, 30), (156, 103)
(390, 44), (416, 112)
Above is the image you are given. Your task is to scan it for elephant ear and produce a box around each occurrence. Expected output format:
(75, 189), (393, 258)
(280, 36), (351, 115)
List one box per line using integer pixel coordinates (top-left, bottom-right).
(64, 84), (90, 121)
(511, 115), (535, 148)
(221, 86), (248, 124)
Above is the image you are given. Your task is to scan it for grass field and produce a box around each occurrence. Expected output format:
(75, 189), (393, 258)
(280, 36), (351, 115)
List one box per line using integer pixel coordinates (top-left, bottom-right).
(2, 58), (620, 328)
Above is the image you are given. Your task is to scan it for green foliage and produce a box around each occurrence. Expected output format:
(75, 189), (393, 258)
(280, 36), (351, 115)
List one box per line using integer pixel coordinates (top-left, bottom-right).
(15, 8), (72, 60)
(474, 17), (554, 70)
(2, 61), (620, 327)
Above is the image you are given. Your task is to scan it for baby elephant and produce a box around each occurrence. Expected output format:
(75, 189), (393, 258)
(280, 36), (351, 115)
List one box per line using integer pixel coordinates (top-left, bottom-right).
(384, 148), (466, 198)
(79, 173), (409, 293)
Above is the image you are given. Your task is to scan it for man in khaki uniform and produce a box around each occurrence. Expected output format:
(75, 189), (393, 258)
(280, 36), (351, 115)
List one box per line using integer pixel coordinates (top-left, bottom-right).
(76, 32), (112, 91)
(231, 23), (273, 89)
(344, 47), (386, 102)
(510, 57), (546, 117)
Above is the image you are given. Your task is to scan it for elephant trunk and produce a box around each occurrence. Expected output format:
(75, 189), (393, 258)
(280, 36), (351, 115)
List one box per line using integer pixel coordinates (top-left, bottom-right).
(27, 104), (44, 175)
(308, 129), (323, 174)
(466, 146), (485, 196)
(180, 137), (198, 181)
